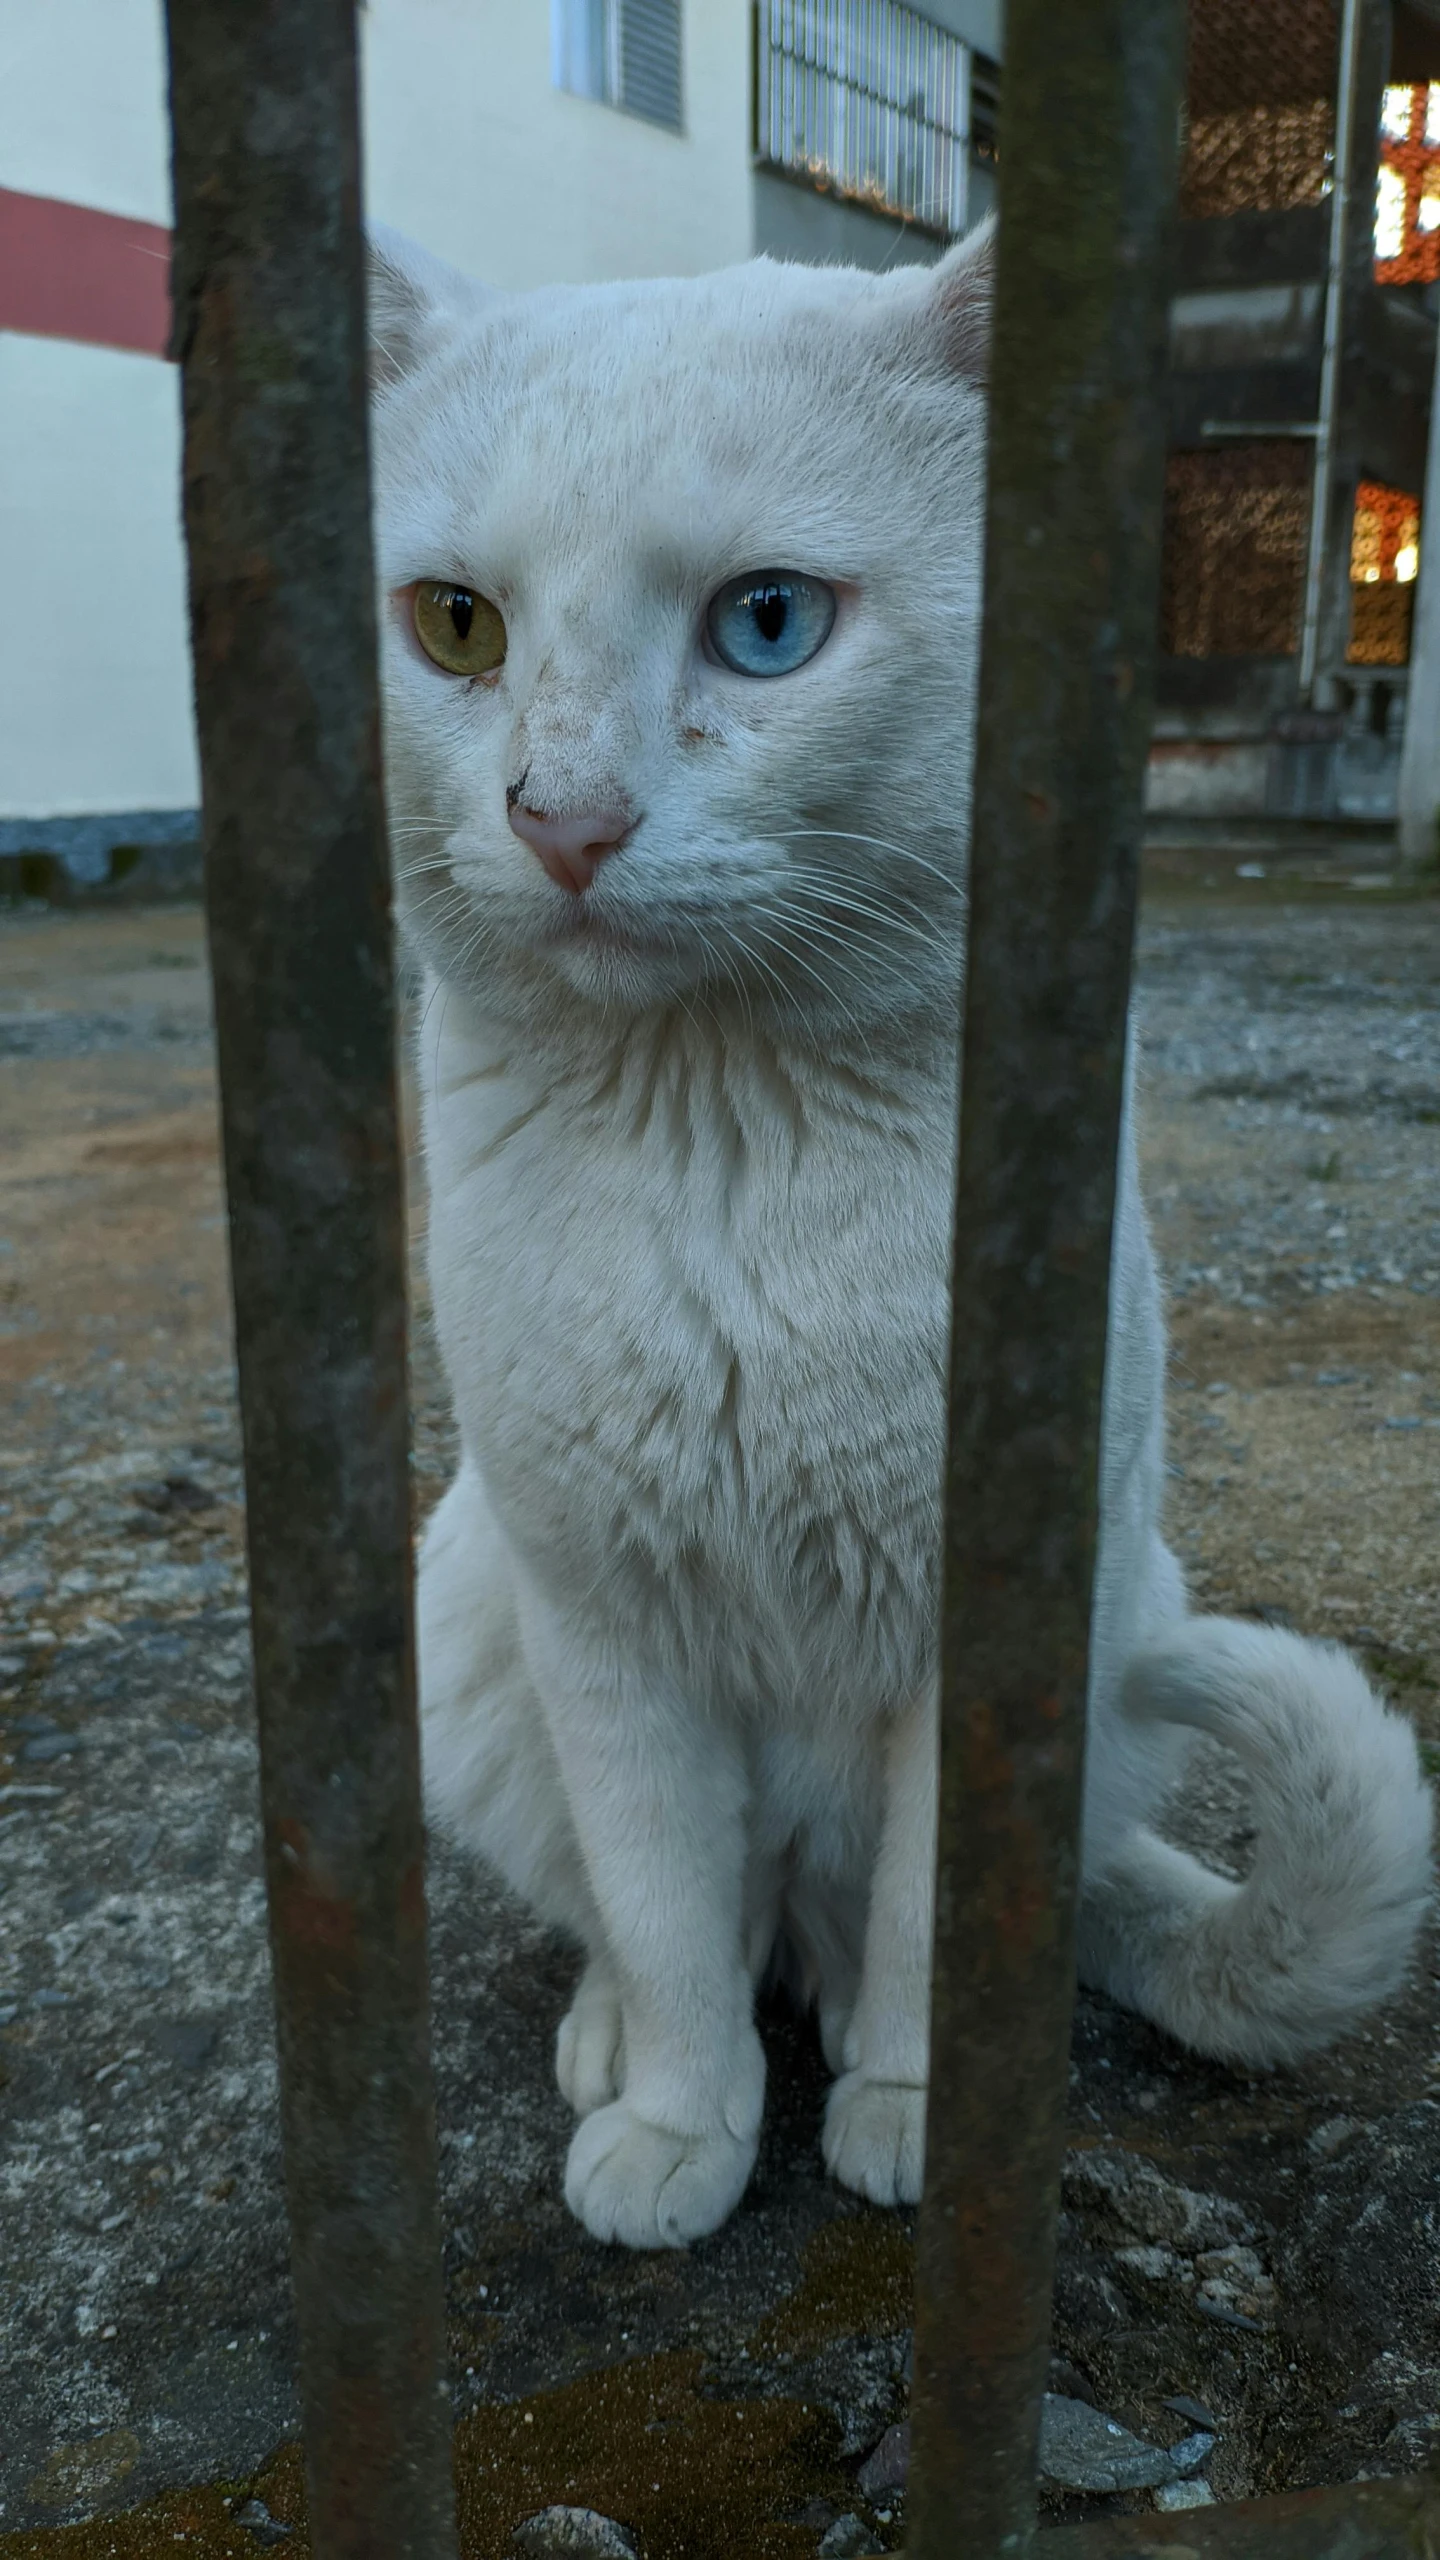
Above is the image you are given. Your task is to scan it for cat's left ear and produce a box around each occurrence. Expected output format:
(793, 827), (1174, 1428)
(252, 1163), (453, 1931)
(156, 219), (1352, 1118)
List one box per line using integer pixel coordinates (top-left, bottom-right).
(367, 224), (493, 388)
(918, 214), (996, 383)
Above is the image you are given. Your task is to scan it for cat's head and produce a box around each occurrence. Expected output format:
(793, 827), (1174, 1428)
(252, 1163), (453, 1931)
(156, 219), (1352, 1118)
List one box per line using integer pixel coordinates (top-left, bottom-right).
(370, 225), (991, 1037)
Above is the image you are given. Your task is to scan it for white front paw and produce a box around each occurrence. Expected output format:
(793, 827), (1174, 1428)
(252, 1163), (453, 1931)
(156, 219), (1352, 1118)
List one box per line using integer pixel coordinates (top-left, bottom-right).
(555, 1964), (625, 2116)
(564, 2101), (759, 2248)
(823, 2072), (926, 2207)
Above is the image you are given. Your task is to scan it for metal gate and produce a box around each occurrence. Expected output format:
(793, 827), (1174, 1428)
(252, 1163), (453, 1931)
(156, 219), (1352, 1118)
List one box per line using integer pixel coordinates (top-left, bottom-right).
(162, 1), (1440, 2552)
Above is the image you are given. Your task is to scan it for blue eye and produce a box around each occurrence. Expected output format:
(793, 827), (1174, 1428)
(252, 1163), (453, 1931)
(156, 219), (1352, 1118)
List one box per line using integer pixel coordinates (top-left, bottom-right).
(705, 570), (837, 677)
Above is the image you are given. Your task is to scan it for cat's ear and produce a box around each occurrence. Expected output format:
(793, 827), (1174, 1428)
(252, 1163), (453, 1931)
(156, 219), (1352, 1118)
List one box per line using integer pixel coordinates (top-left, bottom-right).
(921, 214), (996, 383)
(367, 225), (491, 388)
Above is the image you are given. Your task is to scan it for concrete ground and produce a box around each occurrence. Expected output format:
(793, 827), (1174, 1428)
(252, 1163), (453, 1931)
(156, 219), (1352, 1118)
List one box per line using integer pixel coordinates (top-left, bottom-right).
(2, 878), (1440, 2554)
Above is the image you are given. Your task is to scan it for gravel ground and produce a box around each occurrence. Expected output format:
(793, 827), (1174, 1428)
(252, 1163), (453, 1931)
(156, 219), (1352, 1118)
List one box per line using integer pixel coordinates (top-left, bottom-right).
(2, 882), (1439, 2555)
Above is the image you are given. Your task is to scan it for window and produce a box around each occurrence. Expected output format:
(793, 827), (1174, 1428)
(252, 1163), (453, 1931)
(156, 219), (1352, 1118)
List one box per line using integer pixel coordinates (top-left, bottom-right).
(552, 0), (683, 131)
(754, 0), (971, 239)
(1374, 83), (1440, 285)
(1348, 479), (1421, 667)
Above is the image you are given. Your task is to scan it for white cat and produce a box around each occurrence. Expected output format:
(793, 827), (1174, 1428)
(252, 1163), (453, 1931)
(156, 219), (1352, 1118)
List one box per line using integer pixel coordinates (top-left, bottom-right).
(369, 223), (1432, 2250)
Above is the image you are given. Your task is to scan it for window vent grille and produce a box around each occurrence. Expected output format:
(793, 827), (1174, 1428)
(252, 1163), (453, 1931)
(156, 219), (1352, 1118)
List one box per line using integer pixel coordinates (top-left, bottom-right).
(552, 0), (683, 132)
(620, 0), (683, 127)
(755, 0), (971, 238)
(1179, 0), (1337, 220)
(1160, 442), (1313, 657)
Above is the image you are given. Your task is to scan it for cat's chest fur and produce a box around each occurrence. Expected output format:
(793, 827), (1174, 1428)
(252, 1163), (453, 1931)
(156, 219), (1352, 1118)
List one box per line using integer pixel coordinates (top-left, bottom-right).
(423, 984), (955, 1710)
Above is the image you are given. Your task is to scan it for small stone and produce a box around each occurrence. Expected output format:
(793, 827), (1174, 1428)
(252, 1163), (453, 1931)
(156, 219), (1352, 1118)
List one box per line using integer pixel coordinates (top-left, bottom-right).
(1195, 2296), (1264, 2332)
(1154, 2479), (1217, 2510)
(1193, 2243), (1274, 2326)
(508, 2510), (638, 2558)
(19, 1732), (83, 1762)
(1308, 2116), (1360, 2161)
(234, 2500), (292, 2546)
(153, 2014), (221, 2071)
(1166, 2431), (1216, 2476)
(855, 2418), (910, 2500)
(1063, 2149), (1253, 2252)
(1161, 2393), (1218, 2432)
(1039, 2395), (1178, 2494)
(1113, 2243), (1177, 2282)
(819, 2518), (884, 2558)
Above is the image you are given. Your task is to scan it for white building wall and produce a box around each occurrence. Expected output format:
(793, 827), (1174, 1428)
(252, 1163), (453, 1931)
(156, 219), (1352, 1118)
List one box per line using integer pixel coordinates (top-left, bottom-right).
(0, 0), (752, 830)
(363, 0), (752, 290)
(0, 334), (198, 816)
(0, 0), (172, 225)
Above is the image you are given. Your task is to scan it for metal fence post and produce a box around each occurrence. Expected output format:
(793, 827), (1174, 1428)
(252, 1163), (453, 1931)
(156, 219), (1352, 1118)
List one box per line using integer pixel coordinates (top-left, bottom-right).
(163, 6), (458, 2555)
(905, 2), (1186, 2553)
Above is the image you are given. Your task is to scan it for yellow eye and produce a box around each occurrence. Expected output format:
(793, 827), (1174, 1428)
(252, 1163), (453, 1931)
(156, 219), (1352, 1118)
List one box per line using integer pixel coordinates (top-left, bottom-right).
(412, 582), (506, 677)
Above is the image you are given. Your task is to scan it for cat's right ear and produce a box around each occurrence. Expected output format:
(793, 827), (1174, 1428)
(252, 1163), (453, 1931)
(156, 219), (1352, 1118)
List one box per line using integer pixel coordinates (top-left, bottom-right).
(367, 225), (491, 388)
(924, 214), (996, 384)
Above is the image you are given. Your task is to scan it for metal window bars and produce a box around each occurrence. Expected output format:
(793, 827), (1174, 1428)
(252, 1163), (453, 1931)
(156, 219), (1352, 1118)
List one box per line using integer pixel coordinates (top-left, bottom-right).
(754, 0), (970, 238)
(161, 1), (1440, 2554)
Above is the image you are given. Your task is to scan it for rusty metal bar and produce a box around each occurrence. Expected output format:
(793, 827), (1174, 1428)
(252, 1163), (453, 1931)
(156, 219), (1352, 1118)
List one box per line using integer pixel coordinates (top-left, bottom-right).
(1046, 2471), (1440, 2556)
(905, 2), (1186, 2555)
(163, 6), (458, 2556)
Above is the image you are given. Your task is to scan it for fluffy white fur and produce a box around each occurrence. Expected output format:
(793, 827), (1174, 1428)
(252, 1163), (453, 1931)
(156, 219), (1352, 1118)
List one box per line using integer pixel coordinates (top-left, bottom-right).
(369, 224), (1432, 2250)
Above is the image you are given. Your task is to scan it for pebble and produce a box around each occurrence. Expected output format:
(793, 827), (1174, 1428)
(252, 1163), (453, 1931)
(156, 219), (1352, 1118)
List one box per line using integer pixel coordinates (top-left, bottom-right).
(508, 2511), (639, 2559)
(855, 2418), (910, 2500)
(1038, 2396), (1181, 2494)
(1166, 2431), (1217, 2476)
(233, 2499), (292, 2546)
(818, 2519), (884, 2558)
(1154, 2479), (1218, 2510)
(1308, 2116), (1361, 2160)
(1162, 2393), (1218, 2432)
(1064, 2148), (1253, 2251)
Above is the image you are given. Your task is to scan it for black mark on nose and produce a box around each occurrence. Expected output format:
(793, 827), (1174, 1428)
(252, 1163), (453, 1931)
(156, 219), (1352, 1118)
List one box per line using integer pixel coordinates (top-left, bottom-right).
(505, 769), (529, 813)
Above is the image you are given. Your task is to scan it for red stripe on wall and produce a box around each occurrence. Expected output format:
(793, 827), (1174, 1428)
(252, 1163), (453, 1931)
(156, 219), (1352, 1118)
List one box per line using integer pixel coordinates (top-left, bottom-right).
(0, 189), (171, 358)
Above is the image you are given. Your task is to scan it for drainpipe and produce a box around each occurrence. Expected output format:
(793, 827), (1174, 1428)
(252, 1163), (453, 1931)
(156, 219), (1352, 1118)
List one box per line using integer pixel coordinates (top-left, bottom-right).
(1397, 315), (1440, 870)
(1298, 0), (1366, 699)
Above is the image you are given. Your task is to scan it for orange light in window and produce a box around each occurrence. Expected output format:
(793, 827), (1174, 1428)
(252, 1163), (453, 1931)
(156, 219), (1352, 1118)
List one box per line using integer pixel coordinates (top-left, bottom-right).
(1375, 82), (1440, 283)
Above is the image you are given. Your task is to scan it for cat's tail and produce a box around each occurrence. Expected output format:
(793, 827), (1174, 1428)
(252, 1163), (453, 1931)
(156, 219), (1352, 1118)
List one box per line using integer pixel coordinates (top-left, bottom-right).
(1078, 1616), (1432, 2068)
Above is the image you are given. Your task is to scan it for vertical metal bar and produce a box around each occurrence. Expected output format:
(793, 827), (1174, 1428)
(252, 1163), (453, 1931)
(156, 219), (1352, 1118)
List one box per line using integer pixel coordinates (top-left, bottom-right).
(955, 40), (970, 237)
(906, 0), (1185, 2553)
(163, 9), (459, 2558)
(1298, 0), (1365, 696)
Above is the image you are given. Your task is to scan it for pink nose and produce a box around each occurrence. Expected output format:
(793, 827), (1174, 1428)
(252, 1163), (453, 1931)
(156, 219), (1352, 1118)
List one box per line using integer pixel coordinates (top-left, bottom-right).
(508, 801), (632, 896)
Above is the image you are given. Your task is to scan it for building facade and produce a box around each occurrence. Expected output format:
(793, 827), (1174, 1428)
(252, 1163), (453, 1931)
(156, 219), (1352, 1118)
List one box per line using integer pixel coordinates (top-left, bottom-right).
(0, 0), (999, 880)
(1149, 0), (1440, 835)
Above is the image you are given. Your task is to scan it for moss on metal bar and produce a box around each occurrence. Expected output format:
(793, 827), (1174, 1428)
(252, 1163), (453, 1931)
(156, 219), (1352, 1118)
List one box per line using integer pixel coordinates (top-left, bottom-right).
(906, 0), (1187, 2552)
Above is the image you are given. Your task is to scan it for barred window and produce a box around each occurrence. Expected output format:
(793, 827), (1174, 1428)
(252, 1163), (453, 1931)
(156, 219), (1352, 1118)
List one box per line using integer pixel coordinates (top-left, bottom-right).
(755, 0), (971, 239)
(552, 0), (683, 132)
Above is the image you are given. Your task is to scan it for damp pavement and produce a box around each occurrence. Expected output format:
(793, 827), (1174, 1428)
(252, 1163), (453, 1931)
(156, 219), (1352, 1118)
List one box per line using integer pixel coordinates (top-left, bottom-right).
(3, 881), (1440, 2553)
